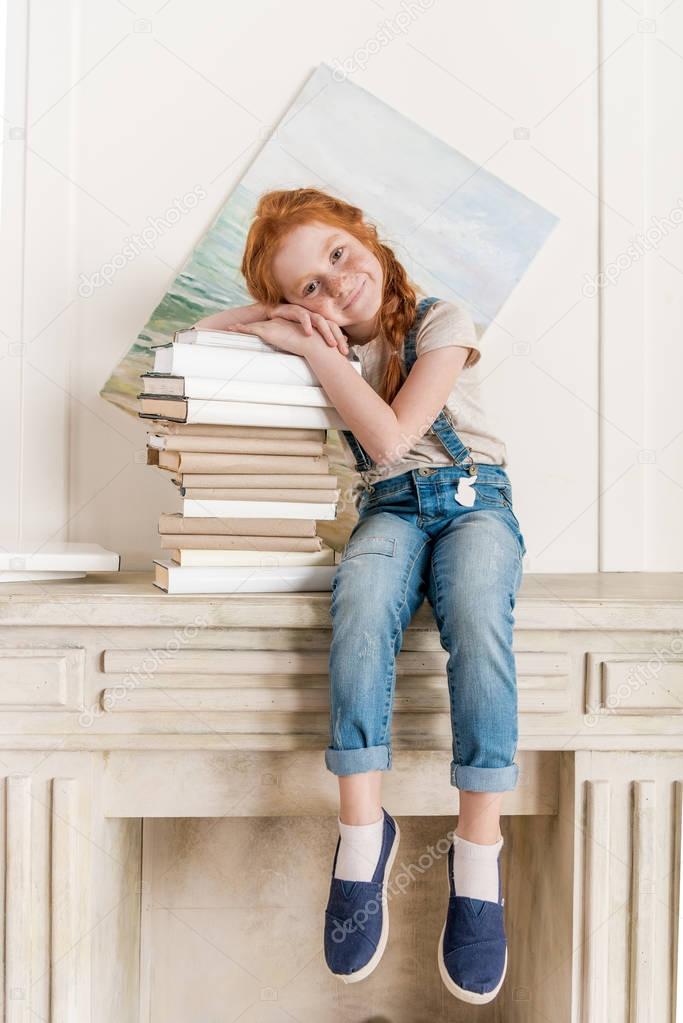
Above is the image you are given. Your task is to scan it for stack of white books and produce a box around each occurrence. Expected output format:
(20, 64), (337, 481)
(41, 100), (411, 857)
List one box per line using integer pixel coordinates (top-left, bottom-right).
(139, 326), (357, 594)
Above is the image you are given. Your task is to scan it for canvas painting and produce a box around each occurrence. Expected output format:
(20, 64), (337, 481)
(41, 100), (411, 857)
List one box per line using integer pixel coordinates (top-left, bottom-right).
(101, 60), (557, 413)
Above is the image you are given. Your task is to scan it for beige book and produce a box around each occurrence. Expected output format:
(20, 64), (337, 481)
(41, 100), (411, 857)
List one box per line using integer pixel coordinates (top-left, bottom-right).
(158, 512), (317, 537)
(172, 473), (338, 489)
(148, 434), (325, 455)
(180, 487), (340, 502)
(158, 451), (330, 474)
(160, 533), (324, 551)
(152, 422), (326, 442)
(171, 547), (335, 567)
(160, 533), (324, 552)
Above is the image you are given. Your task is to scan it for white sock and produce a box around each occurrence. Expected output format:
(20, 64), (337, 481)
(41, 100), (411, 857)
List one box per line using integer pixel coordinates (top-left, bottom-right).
(334, 814), (385, 882)
(451, 831), (504, 905)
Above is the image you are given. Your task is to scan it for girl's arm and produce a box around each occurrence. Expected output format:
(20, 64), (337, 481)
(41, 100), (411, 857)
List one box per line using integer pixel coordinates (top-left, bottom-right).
(192, 303), (270, 331)
(224, 315), (469, 466)
(304, 339), (469, 466)
(193, 302), (349, 351)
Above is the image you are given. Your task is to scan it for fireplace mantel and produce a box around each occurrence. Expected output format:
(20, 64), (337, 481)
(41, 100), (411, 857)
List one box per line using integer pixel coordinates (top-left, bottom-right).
(0, 570), (681, 1021)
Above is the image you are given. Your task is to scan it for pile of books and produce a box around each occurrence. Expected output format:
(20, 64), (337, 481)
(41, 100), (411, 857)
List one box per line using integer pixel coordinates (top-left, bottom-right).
(139, 325), (359, 594)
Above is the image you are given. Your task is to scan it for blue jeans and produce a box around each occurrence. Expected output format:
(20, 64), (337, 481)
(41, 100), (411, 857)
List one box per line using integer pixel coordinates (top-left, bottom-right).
(325, 463), (527, 793)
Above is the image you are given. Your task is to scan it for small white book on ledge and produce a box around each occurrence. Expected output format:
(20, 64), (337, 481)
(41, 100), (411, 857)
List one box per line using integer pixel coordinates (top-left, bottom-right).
(0, 542), (121, 582)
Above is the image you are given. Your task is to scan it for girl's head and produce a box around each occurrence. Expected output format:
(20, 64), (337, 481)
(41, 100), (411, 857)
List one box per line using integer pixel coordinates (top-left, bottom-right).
(240, 187), (421, 403)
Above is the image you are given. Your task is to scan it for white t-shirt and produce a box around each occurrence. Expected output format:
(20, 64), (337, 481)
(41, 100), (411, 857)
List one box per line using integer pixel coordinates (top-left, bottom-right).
(341, 298), (508, 484)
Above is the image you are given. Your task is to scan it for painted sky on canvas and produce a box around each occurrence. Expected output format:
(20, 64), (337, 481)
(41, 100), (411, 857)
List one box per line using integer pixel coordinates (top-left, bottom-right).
(100, 61), (558, 414)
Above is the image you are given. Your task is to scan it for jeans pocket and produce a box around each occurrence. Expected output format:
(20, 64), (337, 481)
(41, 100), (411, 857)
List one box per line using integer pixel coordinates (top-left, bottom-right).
(474, 481), (508, 508)
(500, 489), (526, 555)
(341, 535), (396, 562)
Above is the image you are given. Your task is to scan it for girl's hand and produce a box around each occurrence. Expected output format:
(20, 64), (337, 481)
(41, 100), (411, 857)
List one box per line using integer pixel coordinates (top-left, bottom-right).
(265, 303), (349, 355)
(231, 316), (325, 358)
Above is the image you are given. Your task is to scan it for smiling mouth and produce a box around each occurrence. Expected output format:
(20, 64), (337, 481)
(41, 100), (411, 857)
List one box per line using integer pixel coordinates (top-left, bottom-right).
(343, 278), (365, 310)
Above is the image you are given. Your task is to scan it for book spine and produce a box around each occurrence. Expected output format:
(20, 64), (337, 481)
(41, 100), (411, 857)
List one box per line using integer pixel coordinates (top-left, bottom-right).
(179, 487), (340, 502)
(161, 344), (323, 387)
(154, 561), (337, 594)
(147, 434), (325, 455)
(152, 423), (327, 441)
(145, 376), (335, 408)
(174, 453), (330, 474)
(182, 499), (338, 521)
(184, 399), (346, 430)
(159, 534), (324, 551)
(174, 473), (338, 488)
(158, 513), (318, 536)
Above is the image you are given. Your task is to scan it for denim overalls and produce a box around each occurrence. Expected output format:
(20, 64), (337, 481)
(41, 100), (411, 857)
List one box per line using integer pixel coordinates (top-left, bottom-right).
(325, 296), (527, 793)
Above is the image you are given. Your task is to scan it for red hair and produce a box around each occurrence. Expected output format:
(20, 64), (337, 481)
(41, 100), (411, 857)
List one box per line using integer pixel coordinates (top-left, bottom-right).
(240, 187), (424, 405)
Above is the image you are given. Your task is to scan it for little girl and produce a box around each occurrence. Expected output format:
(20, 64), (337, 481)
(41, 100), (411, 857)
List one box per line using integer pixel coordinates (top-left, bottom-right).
(194, 187), (526, 1005)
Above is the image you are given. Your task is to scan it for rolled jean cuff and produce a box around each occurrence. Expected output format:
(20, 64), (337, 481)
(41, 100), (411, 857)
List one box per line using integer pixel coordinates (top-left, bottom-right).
(451, 761), (519, 792)
(325, 743), (392, 776)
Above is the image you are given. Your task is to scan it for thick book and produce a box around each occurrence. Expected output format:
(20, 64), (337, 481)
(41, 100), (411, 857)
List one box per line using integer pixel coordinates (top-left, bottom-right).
(179, 487), (340, 502)
(170, 473), (338, 489)
(140, 373), (335, 409)
(182, 498), (337, 520)
(147, 433), (325, 456)
(157, 450), (329, 474)
(138, 395), (347, 429)
(158, 511), (318, 536)
(153, 558), (337, 593)
(167, 327), (283, 352)
(170, 547), (335, 567)
(152, 339), (360, 388)
(159, 533), (324, 551)
(151, 423), (326, 442)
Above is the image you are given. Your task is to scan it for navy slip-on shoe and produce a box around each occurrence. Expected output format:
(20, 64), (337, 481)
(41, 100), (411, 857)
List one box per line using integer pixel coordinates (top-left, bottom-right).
(324, 807), (400, 984)
(437, 839), (508, 1004)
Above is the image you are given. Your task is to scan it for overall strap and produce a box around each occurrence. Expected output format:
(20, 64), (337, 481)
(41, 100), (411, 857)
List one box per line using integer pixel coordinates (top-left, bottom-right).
(409, 296), (476, 471)
(340, 298), (437, 474)
(403, 295), (440, 374)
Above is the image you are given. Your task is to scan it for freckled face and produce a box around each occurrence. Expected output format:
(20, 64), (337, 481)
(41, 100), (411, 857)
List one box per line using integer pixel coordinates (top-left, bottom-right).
(270, 221), (384, 334)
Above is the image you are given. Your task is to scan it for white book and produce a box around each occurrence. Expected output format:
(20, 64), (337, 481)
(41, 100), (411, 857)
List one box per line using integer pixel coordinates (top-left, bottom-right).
(140, 374), (334, 408)
(169, 327), (281, 352)
(182, 498), (338, 520)
(153, 341), (362, 387)
(153, 559), (337, 594)
(0, 542), (121, 572)
(172, 548), (335, 567)
(139, 397), (347, 430)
